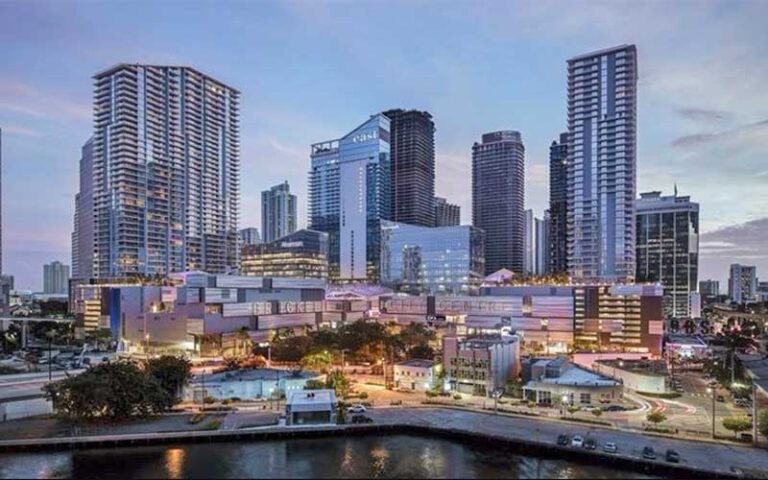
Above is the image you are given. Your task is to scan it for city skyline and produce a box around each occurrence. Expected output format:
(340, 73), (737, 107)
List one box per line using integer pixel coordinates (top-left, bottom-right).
(1, 1), (767, 289)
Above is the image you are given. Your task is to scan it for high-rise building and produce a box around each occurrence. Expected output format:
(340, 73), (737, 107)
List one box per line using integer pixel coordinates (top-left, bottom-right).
(72, 138), (95, 280)
(699, 279), (720, 299)
(635, 190), (699, 319)
(524, 209), (536, 275)
(729, 264), (757, 304)
(0, 129), (8, 313)
(472, 130), (525, 275)
(44, 261), (70, 295)
(567, 45), (638, 282)
(239, 227), (261, 247)
(548, 132), (568, 274)
(380, 220), (485, 295)
(434, 197), (460, 227)
(92, 64), (240, 278)
(536, 214), (550, 276)
(382, 109), (435, 227)
(261, 181), (297, 243)
(309, 114), (391, 282)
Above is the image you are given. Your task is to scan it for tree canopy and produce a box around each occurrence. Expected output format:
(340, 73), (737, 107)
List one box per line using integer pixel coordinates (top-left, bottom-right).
(145, 356), (191, 409)
(722, 416), (752, 437)
(43, 361), (169, 421)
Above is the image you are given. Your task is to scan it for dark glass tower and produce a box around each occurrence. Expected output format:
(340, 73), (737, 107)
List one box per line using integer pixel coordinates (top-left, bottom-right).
(472, 130), (525, 275)
(382, 109), (435, 227)
(636, 190), (699, 318)
(548, 132), (569, 274)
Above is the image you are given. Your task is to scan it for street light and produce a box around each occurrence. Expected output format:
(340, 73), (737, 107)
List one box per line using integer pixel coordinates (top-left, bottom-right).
(707, 386), (716, 439)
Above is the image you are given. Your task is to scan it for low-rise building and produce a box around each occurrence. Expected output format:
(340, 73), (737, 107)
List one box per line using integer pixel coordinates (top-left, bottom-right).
(185, 368), (321, 402)
(394, 359), (439, 392)
(665, 334), (709, 360)
(285, 389), (337, 426)
(594, 359), (668, 394)
(241, 229), (329, 279)
(443, 335), (520, 397)
(522, 356), (622, 406)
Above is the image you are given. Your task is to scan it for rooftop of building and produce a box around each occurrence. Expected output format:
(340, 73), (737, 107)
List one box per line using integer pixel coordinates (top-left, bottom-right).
(286, 389), (336, 408)
(190, 368), (318, 384)
(93, 63), (240, 93)
(460, 334), (519, 348)
(396, 359), (436, 369)
(528, 360), (620, 388)
(326, 283), (393, 300)
(595, 359), (668, 377)
(666, 334), (708, 347)
(568, 44), (636, 62)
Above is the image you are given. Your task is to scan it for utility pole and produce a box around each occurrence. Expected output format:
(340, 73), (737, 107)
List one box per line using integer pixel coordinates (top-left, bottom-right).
(752, 381), (758, 445)
(47, 335), (52, 382)
(711, 386), (716, 439)
(200, 369), (206, 411)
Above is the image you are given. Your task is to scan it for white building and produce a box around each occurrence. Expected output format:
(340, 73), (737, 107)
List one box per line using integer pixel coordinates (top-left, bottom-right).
(522, 356), (622, 406)
(394, 359), (439, 392)
(594, 359), (668, 394)
(185, 368), (321, 402)
(729, 264), (758, 304)
(285, 389), (337, 426)
(443, 334), (521, 397)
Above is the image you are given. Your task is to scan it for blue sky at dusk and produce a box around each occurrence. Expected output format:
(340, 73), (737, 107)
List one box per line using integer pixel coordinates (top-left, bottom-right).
(1, 0), (767, 290)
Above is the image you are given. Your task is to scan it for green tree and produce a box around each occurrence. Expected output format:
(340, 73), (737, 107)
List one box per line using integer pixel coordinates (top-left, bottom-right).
(567, 405), (580, 417)
(722, 416), (752, 438)
(271, 335), (313, 364)
(146, 355), (191, 408)
(504, 378), (523, 398)
(759, 410), (768, 438)
(407, 343), (434, 360)
(304, 379), (326, 390)
(591, 408), (603, 418)
(301, 351), (333, 372)
(325, 369), (350, 397)
(646, 409), (667, 426)
(234, 327), (253, 357)
(43, 361), (167, 421)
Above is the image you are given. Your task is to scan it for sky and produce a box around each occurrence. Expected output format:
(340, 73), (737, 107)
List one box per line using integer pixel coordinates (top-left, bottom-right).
(0, 0), (767, 291)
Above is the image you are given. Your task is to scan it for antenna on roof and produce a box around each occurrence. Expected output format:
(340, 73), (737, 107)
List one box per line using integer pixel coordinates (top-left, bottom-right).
(674, 182), (678, 197)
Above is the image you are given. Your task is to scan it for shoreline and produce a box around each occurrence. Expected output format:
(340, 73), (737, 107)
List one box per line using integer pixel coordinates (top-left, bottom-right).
(0, 415), (747, 479)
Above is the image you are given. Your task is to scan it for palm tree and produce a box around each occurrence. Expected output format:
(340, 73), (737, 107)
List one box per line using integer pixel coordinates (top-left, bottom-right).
(235, 327), (252, 357)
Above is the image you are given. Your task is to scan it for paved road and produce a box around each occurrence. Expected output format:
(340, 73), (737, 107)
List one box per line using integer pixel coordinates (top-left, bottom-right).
(367, 407), (768, 477)
(0, 370), (83, 401)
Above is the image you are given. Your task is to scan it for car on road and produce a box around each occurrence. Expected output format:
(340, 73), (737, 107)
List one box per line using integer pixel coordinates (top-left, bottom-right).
(716, 395), (725, 403)
(351, 415), (373, 424)
(642, 446), (656, 460)
(347, 404), (367, 414)
(583, 438), (597, 450)
(571, 435), (584, 448)
(602, 405), (626, 412)
(739, 433), (754, 442)
(390, 400), (403, 406)
(557, 434), (569, 446)
(603, 442), (617, 454)
(665, 449), (680, 463)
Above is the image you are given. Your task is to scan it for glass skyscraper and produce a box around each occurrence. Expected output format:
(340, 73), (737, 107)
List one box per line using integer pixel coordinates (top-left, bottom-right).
(91, 64), (240, 277)
(382, 109), (435, 227)
(261, 181), (297, 243)
(548, 132), (568, 275)
(635, 190), (699, 319)
(71, 137), (94, 280)
(309, 114), (391, 282)
(472, 130), (525, 275)
(380, 221), (484, 295)
(567, 45), (638, 282)
(434, 196), (460, 227)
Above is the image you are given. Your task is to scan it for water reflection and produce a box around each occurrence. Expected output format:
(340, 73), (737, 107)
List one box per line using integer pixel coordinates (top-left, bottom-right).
(164, 448), (186, 479)
(0, 434), (660, 479)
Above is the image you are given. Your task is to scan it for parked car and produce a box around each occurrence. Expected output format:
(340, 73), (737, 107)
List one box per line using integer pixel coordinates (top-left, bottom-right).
(390, 400), (403, 406)
(642, 446), (656, 460)
(716, 395), (725, 403)
(571, 435), (584, 448)
(739, 433), (754, 442)
(557, 434), (569, 446)
(347, 404), (367, 414)
(603, 442), (617, 454)
(665, 449), (680, 463)
(603, 405), (627, 412)
(351, 415), (373, 424)
(583, 438), (597, 450)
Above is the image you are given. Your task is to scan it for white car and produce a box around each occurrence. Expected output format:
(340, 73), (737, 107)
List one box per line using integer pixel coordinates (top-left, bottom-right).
(347, 404), (367, 414)
(571, 435), (584, 448)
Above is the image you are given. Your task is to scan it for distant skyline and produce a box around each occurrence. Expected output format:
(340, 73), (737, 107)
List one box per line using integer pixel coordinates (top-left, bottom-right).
(1, 1), (767, 289)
